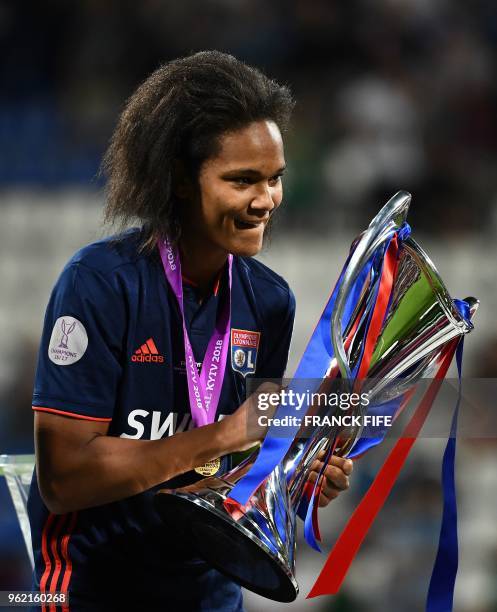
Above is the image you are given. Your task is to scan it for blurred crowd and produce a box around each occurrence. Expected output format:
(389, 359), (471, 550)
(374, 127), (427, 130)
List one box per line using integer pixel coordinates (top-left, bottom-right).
(1, 1), (497, 610)
(2, 0), (497, 235)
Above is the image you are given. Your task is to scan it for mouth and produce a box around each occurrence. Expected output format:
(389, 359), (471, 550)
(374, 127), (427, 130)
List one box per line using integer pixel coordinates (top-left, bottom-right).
(234, 218), (266, 230)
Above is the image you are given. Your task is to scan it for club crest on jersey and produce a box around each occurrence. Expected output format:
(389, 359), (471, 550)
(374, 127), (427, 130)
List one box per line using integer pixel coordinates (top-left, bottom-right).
(230, 329), (260, 377)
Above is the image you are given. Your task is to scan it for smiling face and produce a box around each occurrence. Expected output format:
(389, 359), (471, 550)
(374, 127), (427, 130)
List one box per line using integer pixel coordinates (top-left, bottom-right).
(181, 120), (286, 258)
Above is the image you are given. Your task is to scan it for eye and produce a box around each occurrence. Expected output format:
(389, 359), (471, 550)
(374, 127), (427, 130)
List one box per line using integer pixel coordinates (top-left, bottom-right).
(268, 174), (283, 186)
(228, 177), (254, 187)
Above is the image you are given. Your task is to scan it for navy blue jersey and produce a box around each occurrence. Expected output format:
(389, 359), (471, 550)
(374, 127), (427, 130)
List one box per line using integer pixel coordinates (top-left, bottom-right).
(28, 228), (295, 611)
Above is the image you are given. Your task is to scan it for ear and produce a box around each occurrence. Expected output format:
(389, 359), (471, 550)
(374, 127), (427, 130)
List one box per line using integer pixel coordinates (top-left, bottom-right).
(172, 159), (194, 200)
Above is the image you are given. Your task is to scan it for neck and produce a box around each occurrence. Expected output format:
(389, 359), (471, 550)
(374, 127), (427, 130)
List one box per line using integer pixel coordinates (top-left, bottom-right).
(178, 235), (229, 293)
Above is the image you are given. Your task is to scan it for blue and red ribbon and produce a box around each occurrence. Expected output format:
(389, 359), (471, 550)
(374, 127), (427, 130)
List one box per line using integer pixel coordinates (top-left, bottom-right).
(225, 220), (468, 611)
(426, 299), (469, 612)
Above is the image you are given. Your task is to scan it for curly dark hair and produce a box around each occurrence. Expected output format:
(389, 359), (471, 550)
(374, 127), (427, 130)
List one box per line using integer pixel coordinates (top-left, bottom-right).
(101, 50), (294, 251)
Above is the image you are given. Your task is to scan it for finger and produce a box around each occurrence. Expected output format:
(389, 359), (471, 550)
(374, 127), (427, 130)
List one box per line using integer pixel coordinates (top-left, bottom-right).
(253, 382), (284, 419)
(323, 465), (350, 490)
(321, 477), (346, 499)
(314, 452), (354, 475)
(307, 470), (321, 484)
(328, 455), (354, 476)
(308, 470), (348, 494)
(305, 475), (342, 506)
(318, 488), (339, 507)
(307, 470), (333, 488)
(310, 459), (324, 473)
(308, 464), (350, 487)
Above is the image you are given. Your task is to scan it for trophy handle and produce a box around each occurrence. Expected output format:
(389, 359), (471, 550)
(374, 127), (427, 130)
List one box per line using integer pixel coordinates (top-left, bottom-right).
(331, 191), (411, 381)
(0, 454), (35, 569)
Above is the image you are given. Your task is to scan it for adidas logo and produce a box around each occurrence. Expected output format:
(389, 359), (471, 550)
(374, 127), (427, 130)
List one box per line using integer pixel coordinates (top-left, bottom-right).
(131, 338), (165, 363)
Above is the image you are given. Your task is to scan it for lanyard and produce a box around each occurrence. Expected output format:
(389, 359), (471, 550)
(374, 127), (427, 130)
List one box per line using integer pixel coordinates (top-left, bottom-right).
(158, 240), (232, 427)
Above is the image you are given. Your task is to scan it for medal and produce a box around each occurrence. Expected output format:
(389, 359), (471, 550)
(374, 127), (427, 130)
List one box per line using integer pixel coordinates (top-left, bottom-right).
(194, 458), (222, 476)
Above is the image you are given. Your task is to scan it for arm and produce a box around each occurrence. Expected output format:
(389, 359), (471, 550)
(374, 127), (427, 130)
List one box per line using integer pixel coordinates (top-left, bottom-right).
(35, 392), (264, 515)
(34, 263), (280, 514)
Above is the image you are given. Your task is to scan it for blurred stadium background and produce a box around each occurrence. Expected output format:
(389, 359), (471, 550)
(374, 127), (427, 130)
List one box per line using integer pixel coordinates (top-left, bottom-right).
(1, 1), (497, 610)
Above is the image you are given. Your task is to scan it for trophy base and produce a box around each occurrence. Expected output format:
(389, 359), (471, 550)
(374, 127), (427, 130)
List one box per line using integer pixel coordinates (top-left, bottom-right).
(155, 488), (298, 602)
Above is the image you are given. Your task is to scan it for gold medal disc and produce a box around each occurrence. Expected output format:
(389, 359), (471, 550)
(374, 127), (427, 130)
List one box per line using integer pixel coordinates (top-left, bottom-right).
(194, 457), (221, 476)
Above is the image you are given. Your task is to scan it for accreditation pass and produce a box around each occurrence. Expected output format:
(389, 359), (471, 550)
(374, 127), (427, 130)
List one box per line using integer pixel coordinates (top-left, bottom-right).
(0, 592), (68, 607)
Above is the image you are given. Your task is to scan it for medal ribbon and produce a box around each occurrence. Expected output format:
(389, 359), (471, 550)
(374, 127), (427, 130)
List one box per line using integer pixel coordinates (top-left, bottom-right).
(158, 241), (232, 427)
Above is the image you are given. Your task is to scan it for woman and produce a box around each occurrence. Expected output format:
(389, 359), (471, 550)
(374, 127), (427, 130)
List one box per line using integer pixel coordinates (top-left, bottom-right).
(28, 51), (353, 611)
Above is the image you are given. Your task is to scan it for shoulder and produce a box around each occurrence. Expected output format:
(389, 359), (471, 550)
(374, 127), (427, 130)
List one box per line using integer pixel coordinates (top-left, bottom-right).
(235, 256), (295, 315)
(50, 228), (154, 307)
(66, 228), (148, 278)
(237, 256), (290, 292)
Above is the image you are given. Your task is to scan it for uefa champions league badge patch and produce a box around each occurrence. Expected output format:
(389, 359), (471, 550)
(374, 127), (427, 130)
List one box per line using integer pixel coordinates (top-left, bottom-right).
(230, 329), (260, 377)
(48, 316), (88, 366)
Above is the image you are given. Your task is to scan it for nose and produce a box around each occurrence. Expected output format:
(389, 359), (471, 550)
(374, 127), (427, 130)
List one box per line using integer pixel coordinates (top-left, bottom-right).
(249, 183), (278, 215)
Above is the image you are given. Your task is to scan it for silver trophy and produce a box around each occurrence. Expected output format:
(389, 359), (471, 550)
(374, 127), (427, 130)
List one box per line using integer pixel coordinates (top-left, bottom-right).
(155, 191), (477, 602)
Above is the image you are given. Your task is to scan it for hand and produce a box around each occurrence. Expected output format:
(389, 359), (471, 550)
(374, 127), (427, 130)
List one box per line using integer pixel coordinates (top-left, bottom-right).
(221, 382), (282, 453)
(307, 451), (353, 508)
